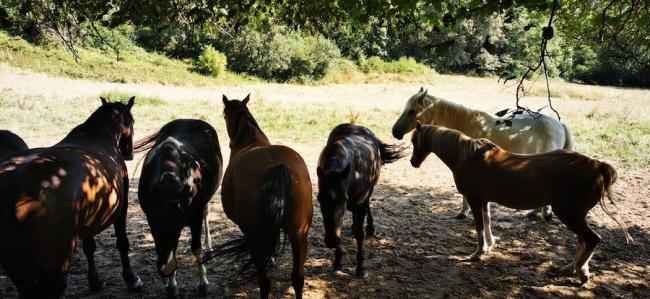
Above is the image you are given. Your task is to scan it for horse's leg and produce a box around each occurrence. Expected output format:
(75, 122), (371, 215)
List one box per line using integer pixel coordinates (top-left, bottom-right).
(364, 197), (376, 237)
(467, 199), (487, 261)
(202, 208), (213, 251)
(482, 203), (495, 251)
(332, 244), (344, 272)
(289, 229), (308, 299)
(554, 209), (601, 283)
(190, 216), (211, 297)
(165, 270), (179, 297)
(455, 196), (471, 219)
(542, 205), (554, 221)
(352, 207), (368, 278)
(254, 256), (272, 299)
(114, 196), (143, 291)
(82, 236), (105, 291)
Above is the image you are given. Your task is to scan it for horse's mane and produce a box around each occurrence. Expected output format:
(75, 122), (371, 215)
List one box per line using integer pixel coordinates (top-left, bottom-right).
(415, 94), (490, 135)
(63, 103), (128, 140)
(320, 142), (349, 174)
(419, 125), (497, 162)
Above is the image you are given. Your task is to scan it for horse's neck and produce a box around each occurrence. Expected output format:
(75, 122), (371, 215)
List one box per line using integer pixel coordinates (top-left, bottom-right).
(58, 121), (119, 153)
(421, 96), (494, 138)
(423, 127), (467, 169)
(229, 125), (270, 158)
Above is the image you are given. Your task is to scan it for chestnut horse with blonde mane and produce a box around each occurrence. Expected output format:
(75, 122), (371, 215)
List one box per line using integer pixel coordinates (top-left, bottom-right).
(203, 95), (312, 298)
(409, 121), (633, 284)
(393, 88), (574, 220)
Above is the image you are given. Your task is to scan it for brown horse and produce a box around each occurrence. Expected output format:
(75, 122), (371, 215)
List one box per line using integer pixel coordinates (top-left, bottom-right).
(0, 130), (28, 159)
(135, 119), (223, 297)
(203, 95), (312, 298)
(409, 121), (633, 284)
(0, 97), (142, 298)
(317, 123), (407, 277)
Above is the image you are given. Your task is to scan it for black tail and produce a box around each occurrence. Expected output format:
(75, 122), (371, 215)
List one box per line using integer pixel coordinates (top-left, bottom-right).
(202, 164), (290, 282)
(377, 139), (409, 164)
(598, 162), (635, 245)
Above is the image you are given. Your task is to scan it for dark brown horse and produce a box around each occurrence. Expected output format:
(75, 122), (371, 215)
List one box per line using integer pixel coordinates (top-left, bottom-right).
(135, 119), (223, 297)
(0, 97), (142, 298)
(203, 95), (312, 299)
(0, 130), (28, 159)
(317, 123), (407, 277)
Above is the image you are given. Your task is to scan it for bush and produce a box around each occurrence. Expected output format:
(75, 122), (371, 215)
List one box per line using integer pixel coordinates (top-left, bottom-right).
(196, 45), (227, 77)
(225, 26), (341, 81)
(321, 58), (364, 84)
(358, 56), (431, 74)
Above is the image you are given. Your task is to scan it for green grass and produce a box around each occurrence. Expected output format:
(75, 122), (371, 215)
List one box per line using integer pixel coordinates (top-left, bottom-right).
(0, 31), (259, 86)
(3, 89), (648, 167)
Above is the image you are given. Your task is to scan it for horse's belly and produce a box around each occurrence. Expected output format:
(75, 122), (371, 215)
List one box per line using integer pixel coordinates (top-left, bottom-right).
(77, 192), (122, 237)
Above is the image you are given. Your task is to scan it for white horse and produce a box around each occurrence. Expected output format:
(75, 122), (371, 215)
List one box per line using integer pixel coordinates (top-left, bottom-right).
(392, 87), (574, 219)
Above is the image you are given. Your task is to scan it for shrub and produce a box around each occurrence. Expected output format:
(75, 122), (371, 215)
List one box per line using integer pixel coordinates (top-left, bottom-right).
(196, 45), (227, 77)
(358, 56), (431, 74)
(321, 58), (364, 84)
(225, 26), (341, 81)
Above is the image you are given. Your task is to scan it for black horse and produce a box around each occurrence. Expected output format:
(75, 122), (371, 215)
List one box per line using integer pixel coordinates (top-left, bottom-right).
(0, 97), (142, 298)
(317, 123), (407, 277)
(135, 119), (223, 297)
(0, 130), (28, 159)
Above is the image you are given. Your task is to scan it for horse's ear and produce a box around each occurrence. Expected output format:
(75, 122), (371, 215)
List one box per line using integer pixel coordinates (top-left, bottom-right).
(421, 89), (428, 98)
(100, 97), (108, 105)
(316, 167), (323, 178)
(419, 86), (424, 93)
(127, 96), (135, 109)
(340, 164), (351, 178)
(416, 120), (422, 130)
(222, 94), (229, 105)
(242, 93), (250, 105)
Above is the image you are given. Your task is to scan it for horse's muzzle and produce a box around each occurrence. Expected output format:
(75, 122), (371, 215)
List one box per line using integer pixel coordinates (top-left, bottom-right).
(392, 129), (404, 140)
(410, 158), (421, 168)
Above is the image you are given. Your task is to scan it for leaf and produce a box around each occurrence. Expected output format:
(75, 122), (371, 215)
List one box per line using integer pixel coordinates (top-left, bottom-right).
(513, 110), (523, 115)
(435, 44), (450, 57)
(636, 14), (650, 28)
(495, 108), (509, 117)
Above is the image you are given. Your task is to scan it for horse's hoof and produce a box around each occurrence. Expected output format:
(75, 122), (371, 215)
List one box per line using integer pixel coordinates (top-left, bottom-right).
(365, 225), (376, 237)
(559, 263), (576, 276)
(526, 211), (541, 220)
(578, 273), (590, 285)
(356, 267), (369, 279)
(89, 279), (105, 292)
(197, 283), (211, 297)
(465, 250), (484, 262)
(543, 213), (554, 222)
(454, 213), (467, 220)
(166, 285), (179, 298)
(332, 263), (342, 272)
(127, 276), (144, 292)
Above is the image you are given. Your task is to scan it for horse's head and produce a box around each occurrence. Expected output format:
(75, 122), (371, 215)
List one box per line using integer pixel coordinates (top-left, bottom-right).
(392, 87), (430, 140)
(316, 164), (351, 248)
(222, 93), (251, 139)
(100, 96), (135, 160)
(410, 121), (431, 168)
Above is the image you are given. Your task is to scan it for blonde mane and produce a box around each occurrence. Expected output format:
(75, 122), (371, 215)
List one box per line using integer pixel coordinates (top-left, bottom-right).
(418, 125), (497, 163)
(411, 94), (490, 135)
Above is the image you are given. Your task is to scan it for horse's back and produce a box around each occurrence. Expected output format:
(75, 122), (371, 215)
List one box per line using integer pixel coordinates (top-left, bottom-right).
(222, 145), (312, 231)
(486, 113), (568, 154)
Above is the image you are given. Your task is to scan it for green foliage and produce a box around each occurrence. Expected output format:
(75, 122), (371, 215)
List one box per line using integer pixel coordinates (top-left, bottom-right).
(359, 56), (431, 74)
(196, 45), (227, 77)
(225, 27), (341, 82)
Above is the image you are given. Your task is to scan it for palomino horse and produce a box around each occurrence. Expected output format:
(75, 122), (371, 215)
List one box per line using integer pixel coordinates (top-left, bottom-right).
(135, 119), (223, 297)
(393, 88), (574, 220)
(409, 121), (634, 284)
(203, 95), (312, 298)
(0, 97), (142, 298)
(317, 123), (407, 277)
(0, 130), (28, 159)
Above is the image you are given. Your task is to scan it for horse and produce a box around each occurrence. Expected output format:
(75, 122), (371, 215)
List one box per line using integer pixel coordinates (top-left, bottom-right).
(202, 94), (312, 299)
(0, 130), (28, 159)
(409, 121), (634, 284)
(135, 119), (223, 297)
(0, 97), (142, 298)
(316, 123), (407, 277)
(392, 87), (574, 220)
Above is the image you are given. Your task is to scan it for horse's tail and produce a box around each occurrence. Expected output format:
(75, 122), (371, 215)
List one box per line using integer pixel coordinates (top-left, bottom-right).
(598, 162), (635, 245)
(201, 164), (290, 282)
(376, 138), (409, 164)
(257, 163), (291, 261)
(562, 123), (574, 150)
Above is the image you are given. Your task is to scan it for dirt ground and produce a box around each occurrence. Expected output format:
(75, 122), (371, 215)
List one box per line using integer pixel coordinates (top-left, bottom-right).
(1, 67), (649, 298)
